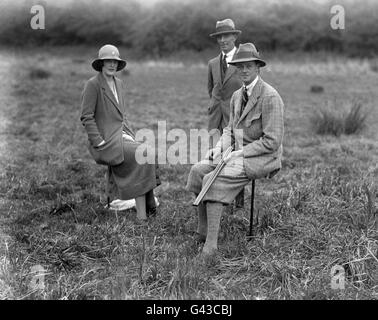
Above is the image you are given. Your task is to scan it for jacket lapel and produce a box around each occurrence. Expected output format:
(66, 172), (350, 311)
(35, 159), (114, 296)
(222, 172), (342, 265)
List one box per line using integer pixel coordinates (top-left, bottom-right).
(238, 78), (263, 124)
(214, 54), (221, 84)
(223, 65), (237, 84)
(98, 73), (122, 115)
(234, 89), (243, 120)
(222, 50), (237, 84)
(114, 77), (124, 112)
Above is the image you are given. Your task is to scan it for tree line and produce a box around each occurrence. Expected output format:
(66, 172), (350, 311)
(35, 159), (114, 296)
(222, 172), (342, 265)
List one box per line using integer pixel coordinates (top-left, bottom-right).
(1, 0), (377, 57)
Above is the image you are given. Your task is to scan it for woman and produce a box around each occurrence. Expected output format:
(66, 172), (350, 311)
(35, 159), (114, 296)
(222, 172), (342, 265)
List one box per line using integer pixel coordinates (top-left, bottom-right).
(80, 44), (158, 221)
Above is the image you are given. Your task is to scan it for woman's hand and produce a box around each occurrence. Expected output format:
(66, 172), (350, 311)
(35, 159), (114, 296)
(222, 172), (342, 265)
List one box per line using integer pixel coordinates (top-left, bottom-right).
(122, 133), (135, 142)
(95, 140), (106, 148)
(223, 150), (243, 164)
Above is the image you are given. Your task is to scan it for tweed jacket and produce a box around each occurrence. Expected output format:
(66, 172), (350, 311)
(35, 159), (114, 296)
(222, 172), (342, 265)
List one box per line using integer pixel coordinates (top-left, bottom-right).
(216, 77), (284, 179)
(80, 73), (135, 166)
(207, 51), (243, 132)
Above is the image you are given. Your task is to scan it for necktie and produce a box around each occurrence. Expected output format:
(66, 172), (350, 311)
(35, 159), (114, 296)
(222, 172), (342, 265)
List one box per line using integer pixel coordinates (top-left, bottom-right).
(240, 86), (249, 116)
(221, 54), (227, 82)
(222, 54), (228, 74)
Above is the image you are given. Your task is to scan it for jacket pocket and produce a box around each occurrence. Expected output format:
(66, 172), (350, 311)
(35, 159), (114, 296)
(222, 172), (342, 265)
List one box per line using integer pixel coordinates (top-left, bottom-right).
(208, 97), (221, 114)
(89, 135), (124, 166)
(245, 112), (262, 127)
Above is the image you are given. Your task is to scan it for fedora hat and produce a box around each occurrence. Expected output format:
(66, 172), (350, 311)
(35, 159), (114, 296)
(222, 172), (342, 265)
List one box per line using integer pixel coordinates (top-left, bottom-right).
(209, 18), (242, 38)
(228, 43), (266, 67)
(91, 44), (127, 72)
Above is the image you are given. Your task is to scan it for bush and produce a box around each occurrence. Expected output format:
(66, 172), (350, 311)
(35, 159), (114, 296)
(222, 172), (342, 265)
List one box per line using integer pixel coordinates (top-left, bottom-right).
(311, 101), (368, 136)
(29, 67), (51, 79)
(310, 85), (324, 93)
(369, 59), (378, 72)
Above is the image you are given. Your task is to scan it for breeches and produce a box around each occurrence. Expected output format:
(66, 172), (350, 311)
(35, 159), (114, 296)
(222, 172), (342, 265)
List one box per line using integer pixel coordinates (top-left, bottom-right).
(186, 158), (250, 204)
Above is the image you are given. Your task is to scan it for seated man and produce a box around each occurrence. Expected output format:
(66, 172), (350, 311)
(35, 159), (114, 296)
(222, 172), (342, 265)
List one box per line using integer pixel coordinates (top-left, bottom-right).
(186, 43), (284, 255)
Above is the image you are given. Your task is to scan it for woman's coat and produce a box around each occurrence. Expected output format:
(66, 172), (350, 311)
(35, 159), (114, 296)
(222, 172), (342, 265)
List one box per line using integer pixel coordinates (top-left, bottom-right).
(80, 72), (135, 166)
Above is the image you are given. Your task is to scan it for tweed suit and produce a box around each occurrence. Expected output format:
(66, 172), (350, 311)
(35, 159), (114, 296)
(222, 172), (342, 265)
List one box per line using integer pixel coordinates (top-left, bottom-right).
(207, 52), (243, 134)
(186, 77), (284, 204)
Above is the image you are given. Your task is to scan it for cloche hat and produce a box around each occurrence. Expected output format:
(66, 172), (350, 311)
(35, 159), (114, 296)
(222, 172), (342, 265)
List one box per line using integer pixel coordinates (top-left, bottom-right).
(91, 44), (127, 72)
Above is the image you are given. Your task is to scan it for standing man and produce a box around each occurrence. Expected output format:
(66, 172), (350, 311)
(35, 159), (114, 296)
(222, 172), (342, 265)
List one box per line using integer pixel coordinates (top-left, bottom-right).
(207, 18), (245, 210)
(187, 43), (284, 254)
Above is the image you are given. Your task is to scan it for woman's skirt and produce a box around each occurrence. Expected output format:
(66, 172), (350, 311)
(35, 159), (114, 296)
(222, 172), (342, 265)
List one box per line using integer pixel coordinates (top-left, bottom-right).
(107, 139), (158, 200)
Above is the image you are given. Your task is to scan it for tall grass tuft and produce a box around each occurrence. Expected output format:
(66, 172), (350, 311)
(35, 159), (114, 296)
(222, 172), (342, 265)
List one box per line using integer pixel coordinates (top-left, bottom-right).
(344, 102), (369, 135)
(311, 101), (368, 136)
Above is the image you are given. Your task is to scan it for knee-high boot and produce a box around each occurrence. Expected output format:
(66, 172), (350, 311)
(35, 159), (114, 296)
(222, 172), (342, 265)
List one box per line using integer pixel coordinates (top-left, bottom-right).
(203, 201), (223, 254)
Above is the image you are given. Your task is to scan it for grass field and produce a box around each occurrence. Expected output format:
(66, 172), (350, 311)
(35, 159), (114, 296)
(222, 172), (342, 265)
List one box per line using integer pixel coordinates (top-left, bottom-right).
(0, 47), (377, 300)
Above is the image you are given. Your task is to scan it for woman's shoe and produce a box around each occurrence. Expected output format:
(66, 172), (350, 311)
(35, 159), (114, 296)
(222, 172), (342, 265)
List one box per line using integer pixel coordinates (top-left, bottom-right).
(106, 197), (159, 211)
(106, 199), (135, 211)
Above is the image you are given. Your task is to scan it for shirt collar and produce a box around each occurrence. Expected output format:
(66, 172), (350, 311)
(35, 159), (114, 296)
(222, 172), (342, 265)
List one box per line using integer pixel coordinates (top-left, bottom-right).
(244, 75), (259, 96)
(222, 46), (236, 60)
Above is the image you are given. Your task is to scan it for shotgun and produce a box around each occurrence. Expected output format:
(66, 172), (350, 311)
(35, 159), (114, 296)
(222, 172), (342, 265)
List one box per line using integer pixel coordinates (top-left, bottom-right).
(193, 146), (233, 206)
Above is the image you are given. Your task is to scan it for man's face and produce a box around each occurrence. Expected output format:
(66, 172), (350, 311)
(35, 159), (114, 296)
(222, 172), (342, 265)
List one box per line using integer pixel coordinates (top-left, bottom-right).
(235, 61), (259, 85)
(216, 33), (237, 54)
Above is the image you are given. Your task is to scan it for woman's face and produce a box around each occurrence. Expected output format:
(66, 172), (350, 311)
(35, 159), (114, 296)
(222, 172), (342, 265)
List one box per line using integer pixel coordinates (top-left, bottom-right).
(102, 59), (118, 77)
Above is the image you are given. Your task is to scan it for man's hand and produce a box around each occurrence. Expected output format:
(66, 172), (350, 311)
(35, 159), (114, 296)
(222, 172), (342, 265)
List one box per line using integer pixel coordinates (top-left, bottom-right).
(205, 148), (221, 161)
(223, 150), (243, 164)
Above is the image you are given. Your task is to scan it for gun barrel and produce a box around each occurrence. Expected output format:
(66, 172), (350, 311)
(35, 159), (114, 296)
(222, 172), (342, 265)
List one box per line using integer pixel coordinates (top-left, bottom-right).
(193, 146), (233, 206)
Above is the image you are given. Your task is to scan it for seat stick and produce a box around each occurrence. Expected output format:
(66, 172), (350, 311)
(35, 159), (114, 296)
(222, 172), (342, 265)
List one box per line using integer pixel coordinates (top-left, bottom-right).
(249, 180), (255, 236)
